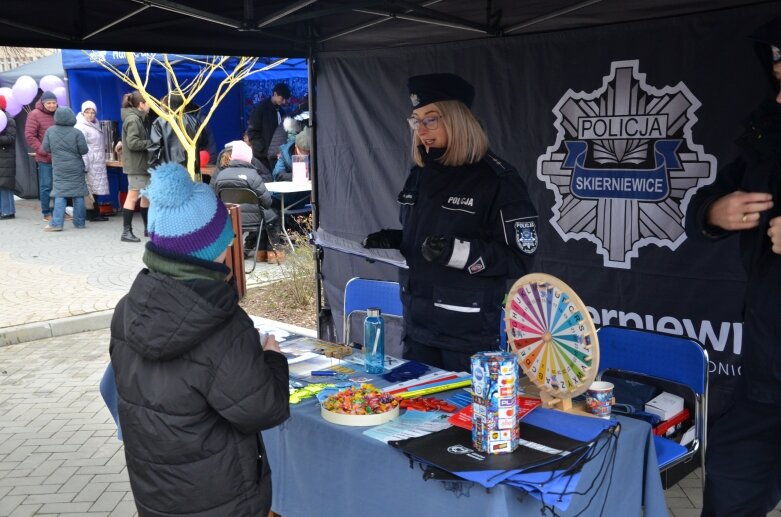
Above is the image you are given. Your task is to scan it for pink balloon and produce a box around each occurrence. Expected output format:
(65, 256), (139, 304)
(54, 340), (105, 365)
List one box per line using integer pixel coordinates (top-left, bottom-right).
(53, 86), (68, 107)
(39, 75), (64, 93)
(12, 75), (38, 105)
(0, 87), (22, 117)
(0, 111), (7, 134)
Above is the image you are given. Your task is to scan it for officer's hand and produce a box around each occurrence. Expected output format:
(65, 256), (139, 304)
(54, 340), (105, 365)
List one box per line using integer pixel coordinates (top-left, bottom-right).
(362, 229), (403, 249)
(768, 217), (781, 254)
(421, 235), (454, 263)
(707, 191), (773, 231)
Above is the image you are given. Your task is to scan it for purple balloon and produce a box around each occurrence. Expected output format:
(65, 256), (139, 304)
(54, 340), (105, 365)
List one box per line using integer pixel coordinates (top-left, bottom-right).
(53, 86), (68, 107)
(12, 75), (38, 105)
(39, 75), (64, 93)
(0, 87), (22, 117)
(0, 111), (7, 134)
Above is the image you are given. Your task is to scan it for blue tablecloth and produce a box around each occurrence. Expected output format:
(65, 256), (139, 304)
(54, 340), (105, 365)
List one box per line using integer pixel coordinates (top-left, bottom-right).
(261, 398), (667, 516)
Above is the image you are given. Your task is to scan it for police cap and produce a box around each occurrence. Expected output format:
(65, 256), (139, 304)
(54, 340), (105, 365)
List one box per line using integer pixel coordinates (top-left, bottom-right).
(407, 73), (475, 109)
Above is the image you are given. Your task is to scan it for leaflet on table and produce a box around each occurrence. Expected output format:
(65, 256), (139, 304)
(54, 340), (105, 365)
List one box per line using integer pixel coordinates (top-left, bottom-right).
(363, 410), (453, 443)
(313, 228), (408, 269)
(448, 396), (542, 430)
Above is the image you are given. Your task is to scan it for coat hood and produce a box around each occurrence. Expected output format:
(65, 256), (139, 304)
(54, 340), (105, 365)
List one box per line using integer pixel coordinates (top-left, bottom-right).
(54, 107), (77, 126)
(750, 17), (781, 91)
(120, 270), (239, 361)
(121, 107), (146, 123)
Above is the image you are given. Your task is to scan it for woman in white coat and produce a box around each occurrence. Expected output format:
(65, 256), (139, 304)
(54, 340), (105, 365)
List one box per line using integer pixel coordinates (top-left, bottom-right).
(75, 101), (109, 221)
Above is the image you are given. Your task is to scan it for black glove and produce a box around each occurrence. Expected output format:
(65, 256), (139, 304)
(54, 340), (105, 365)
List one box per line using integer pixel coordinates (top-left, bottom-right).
(421, 235), (454, 263)
(362, 229), (403, 249)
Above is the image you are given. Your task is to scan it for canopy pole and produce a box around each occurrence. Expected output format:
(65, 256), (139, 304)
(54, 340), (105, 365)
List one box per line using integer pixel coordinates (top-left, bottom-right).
(83, 6), (150, 40)
(307, 31), (325, 339)
(505, 0), (604, 34)
(320, 0), (443, 43)
(256, 0), (320, 29)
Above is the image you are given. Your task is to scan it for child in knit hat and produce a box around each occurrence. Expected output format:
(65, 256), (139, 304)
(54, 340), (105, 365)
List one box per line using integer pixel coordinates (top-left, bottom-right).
(109, 162), (289, 516)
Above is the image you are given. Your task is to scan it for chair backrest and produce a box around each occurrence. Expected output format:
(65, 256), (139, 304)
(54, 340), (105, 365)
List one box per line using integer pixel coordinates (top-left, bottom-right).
(597, 326), (707, 394)
(343, 277), (403, 344)
(218, 187), (261, 207)
(597, 325), (709, 480)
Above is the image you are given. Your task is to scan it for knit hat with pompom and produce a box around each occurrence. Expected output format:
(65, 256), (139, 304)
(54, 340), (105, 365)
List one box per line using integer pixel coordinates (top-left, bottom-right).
(143, 163), (234, 261)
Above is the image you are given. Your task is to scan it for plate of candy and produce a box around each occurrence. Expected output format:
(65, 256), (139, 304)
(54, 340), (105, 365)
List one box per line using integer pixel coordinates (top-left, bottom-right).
(321, 384), (400, 426)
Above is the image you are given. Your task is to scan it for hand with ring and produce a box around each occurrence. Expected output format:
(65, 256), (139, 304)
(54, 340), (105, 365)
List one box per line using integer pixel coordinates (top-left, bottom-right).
(768, 216), (781, 254)
(706, 191), (773, 231)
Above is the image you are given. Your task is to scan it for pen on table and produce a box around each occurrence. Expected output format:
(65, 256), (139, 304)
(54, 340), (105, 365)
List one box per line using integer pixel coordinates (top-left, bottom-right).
(311, 370), (339, 376)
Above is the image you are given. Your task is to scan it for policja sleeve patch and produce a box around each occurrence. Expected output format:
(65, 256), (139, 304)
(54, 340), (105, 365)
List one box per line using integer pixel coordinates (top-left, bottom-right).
(502, 215), (538, 255)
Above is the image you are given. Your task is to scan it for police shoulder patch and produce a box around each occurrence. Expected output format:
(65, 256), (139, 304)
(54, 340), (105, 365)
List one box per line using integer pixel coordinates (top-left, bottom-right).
(515, 220), (538, 254)
(467, 257), (486, 275)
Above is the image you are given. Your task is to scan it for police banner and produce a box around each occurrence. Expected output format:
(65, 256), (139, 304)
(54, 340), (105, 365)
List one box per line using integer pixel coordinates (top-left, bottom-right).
(314, 3), (780, 415)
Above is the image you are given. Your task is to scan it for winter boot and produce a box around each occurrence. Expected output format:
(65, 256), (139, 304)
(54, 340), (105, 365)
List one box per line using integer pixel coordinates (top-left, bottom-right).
(121, 208), (140, 243)
(89, 208), (108, 222)
(141, 207), (149, 237)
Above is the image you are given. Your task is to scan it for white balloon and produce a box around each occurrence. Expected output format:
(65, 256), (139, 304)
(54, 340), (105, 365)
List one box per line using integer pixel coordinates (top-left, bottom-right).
(0, 111), (7, 134)
(0, 87), (22, 117)
(12, 75), (38, 105)
(39, 75), (65, 92)
(53, 86), (68, 106)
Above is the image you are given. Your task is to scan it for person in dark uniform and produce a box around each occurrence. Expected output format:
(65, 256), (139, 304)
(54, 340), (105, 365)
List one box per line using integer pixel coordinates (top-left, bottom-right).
(363, 73), (538, 371)
(686, 20), (781, 517)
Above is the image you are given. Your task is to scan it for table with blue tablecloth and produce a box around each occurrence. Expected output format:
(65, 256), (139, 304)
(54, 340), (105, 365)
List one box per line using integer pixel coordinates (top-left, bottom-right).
(261, 393), (667, 516)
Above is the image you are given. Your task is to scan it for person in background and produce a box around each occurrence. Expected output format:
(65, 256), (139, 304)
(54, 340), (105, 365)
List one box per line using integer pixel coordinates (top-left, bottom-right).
(41, 107), (88, 231)
(119, 91), (152, 243)
(247, 83), (290, 170)
(110, 162), (289, 516)
(363, 73), (538, 371)
(211, 140), (283, 263)
(215, 137), (270, 181)
(148, 93), (203, 174)
(0, 95), (16, 220)
(272, 126), (311, 182)
(686, 19), (781, 517)
(24, 90), (57, 221)
(75, 100), (109, 222)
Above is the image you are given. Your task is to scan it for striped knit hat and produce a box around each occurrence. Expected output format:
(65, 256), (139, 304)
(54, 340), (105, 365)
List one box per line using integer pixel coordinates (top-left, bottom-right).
(143, 163), (233, 261)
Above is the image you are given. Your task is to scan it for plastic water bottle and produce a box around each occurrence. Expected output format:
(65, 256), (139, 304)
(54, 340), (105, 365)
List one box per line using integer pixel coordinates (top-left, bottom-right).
(363, 308), (385, 374)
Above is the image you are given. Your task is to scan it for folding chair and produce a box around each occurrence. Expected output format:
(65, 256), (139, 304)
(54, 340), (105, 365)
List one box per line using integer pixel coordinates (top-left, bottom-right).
(343, 278), (404, 356)
(218, 188), (265, 274)
(596, 325), (708, 488)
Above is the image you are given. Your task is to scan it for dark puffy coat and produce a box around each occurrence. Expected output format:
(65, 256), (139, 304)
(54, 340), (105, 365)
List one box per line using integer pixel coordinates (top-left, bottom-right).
(0, 112), (16, 190)
(211, 161), (278, 226)
(120, 107), (151, 175)
(110, 266), (290, 516)
(43, 107), (89, 198)
(24, 100), (55, 163)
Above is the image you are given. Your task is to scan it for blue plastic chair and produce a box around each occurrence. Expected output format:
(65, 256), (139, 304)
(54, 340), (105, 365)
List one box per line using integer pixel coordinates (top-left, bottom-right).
(596, 325), (708, 487)
(343, 277), (403, 346)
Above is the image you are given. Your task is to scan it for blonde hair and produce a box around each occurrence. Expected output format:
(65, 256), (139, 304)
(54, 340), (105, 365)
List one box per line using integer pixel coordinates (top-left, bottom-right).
(411, 100), (489, 167)
(219, 149), (232, 169)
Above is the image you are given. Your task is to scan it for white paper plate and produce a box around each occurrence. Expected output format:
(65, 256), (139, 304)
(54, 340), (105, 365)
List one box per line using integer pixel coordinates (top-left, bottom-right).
(321, 405), (399, 426)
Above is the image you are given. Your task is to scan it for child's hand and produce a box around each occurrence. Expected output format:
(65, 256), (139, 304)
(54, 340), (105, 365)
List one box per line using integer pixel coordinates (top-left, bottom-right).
(261, 334), (280, 353)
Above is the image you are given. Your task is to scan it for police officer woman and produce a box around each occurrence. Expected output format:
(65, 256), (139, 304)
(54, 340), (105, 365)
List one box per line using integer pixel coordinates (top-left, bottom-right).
(364, 73), (538, 371)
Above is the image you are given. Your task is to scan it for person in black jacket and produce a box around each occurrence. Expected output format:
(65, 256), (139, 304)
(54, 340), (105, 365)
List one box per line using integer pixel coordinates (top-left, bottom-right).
(0, 95), (16, 219)
(110, 162), (289, 517)
(148, 93), (204, 175)
(211, 140), (283, 263)
(364, 73), (538, 371)
(247, 83), (290, 170)
(686, 21), (781, 517)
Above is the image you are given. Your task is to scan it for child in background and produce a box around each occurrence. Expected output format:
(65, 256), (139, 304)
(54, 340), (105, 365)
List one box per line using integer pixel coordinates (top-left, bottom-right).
(42, 106), (88, 231)
(110, 162), (289, 516)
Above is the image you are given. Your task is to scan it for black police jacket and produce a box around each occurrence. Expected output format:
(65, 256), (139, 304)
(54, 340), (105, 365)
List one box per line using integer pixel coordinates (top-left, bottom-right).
(398, 147), (538, 353)
(686, 98), (781, 404)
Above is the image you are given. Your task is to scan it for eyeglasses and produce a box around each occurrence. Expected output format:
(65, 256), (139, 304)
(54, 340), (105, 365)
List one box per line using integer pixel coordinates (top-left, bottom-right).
(407, 114), (442, 131)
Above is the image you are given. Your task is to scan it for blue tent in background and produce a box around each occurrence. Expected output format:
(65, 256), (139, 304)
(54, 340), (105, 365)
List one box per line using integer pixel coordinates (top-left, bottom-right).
(61, 50), (308, 156)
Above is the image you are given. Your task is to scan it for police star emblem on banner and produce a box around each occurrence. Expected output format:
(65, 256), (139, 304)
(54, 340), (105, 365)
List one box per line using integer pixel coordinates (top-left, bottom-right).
(536, 60), (716, 269)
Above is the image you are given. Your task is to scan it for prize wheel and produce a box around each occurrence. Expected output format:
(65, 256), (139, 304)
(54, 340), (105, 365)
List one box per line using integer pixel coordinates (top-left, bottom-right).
(504, 273), (599, 402)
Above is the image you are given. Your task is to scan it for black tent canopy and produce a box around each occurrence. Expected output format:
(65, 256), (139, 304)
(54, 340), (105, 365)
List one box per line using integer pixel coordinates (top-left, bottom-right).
(0, 1), (771, 56)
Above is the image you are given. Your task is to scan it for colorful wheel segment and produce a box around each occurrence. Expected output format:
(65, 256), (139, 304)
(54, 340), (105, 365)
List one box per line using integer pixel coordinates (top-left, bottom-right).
(505, 273), (599, 400)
